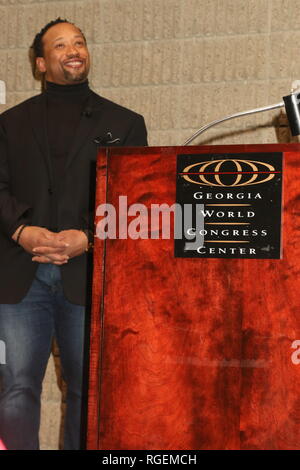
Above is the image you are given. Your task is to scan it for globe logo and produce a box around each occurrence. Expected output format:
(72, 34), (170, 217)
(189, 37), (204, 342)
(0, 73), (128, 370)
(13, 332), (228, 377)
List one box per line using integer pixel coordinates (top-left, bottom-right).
(181, 159), (278, 187)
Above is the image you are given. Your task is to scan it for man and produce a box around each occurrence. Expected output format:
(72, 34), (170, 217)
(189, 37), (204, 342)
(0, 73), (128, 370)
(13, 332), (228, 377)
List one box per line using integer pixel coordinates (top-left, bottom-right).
(0, 18), (148, 450)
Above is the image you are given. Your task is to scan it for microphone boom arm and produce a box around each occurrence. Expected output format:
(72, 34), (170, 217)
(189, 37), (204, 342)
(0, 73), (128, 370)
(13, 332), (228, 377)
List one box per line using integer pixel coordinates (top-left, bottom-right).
(183, 102), (285, 146)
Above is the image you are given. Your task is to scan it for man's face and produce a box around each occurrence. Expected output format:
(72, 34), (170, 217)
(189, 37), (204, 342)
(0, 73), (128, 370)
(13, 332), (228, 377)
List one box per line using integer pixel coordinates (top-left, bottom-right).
(36, 22), (90, 85)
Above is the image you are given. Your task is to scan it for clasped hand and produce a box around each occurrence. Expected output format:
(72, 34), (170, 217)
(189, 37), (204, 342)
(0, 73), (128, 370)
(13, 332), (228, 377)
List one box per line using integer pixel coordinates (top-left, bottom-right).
(13, 226), (88, 265)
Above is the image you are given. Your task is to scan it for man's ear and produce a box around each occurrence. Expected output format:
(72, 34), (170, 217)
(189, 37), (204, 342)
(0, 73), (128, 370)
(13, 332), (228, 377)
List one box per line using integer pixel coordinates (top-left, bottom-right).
(36, 57), (46, 74)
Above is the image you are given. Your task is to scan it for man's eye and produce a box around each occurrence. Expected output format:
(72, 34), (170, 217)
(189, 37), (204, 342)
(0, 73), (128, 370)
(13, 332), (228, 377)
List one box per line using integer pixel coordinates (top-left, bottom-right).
(75, 41), (84, 46)
(55, 43), (65, 49)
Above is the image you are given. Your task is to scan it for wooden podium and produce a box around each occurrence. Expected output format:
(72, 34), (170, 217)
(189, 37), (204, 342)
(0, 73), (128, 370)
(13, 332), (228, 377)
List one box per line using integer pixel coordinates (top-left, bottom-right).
(87, 144), (300, 450)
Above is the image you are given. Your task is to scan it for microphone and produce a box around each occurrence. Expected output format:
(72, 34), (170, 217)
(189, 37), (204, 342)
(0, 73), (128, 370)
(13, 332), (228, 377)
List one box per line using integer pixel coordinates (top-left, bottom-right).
(283, 95), (300, 136)
(82, 107), (92, 118)
(184, 81), (300, 145)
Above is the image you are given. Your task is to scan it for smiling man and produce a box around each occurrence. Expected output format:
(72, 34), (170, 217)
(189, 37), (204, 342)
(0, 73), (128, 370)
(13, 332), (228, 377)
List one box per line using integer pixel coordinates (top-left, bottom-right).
(0, 18), (147, 450)
(36, 21), (90, 85)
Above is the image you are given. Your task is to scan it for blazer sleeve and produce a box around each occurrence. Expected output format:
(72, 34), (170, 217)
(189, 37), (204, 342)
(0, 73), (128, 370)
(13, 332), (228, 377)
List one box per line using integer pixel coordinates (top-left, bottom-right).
(0, 119), (32, 238)
(123, 114), (148, 147)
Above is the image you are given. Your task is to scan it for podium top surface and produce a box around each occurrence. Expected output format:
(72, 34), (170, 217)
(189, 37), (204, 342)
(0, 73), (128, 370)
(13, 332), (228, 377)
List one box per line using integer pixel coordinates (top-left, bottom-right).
(98, 142), (300, 157)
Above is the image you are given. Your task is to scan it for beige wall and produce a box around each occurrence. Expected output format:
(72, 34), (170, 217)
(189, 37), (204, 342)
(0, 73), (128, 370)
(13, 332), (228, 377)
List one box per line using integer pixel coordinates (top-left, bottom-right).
(1, 0), (300, 449)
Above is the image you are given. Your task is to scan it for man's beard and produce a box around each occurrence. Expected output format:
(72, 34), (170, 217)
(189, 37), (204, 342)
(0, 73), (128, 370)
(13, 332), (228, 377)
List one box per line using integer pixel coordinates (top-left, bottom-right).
(62, 67), (88, 83)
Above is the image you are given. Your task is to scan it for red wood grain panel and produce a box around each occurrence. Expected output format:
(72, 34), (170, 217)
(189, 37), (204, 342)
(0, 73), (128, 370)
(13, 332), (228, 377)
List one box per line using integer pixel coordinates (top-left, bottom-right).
(86, 149), (107, 450)
(87, 144), (300, 450)
(239, 150), (300, 449)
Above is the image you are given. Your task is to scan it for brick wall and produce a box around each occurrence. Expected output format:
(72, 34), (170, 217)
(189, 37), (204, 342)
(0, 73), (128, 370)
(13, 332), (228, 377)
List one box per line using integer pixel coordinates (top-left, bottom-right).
(1, 0), (300, 449)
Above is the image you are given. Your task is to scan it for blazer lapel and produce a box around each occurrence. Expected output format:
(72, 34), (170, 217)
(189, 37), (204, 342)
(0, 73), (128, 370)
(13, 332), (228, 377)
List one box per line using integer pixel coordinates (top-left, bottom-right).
(64, 92), (106, 172)
(28, 94), (54, 186)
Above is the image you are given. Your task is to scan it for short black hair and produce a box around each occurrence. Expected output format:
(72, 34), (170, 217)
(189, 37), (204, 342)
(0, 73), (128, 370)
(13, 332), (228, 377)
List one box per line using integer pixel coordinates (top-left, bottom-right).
(31, 17), (85, 58)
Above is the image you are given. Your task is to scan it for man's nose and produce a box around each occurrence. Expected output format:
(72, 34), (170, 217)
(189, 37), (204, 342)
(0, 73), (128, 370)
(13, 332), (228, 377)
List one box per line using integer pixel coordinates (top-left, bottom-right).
(65, 44), (80, 56)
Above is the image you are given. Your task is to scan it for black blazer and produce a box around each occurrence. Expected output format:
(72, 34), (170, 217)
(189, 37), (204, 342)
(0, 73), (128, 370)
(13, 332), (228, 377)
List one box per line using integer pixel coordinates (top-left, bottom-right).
(0, 90), (148, 304)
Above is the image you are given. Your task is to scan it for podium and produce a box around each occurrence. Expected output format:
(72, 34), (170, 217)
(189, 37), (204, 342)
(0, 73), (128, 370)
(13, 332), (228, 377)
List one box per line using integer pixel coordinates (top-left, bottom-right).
(87, 144), (300, 450)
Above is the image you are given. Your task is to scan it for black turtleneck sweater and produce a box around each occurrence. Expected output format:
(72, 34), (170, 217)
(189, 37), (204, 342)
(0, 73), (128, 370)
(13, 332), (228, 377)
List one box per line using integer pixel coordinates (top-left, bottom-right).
(45, 80), (90, 230)
(46, 80), (90, 185)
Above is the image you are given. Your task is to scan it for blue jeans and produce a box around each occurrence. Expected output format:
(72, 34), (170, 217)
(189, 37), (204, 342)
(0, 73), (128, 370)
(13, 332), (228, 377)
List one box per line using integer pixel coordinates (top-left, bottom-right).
(0, 264), (86, 450)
